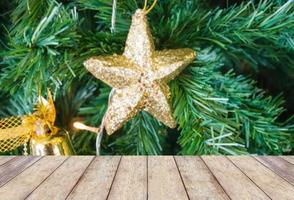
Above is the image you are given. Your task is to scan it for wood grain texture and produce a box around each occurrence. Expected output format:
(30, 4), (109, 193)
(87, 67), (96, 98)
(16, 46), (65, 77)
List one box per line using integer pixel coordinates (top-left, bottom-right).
(280, 156), (294, 165)
(0, 156), (294, 200)
(0, 156), (15, 166)
(67, 156), (121, 200)
(107, 156), (147, 200)
(148, 156), (188, 200)
(0, 156), (41, 187)
(255, 156), (294, 185)
(229, 156), (294, 199)
(27, 156), (94, 200)
(202, 156), (270, 200)
(0, 156), (66, 200)
(175, 156), (229, 200)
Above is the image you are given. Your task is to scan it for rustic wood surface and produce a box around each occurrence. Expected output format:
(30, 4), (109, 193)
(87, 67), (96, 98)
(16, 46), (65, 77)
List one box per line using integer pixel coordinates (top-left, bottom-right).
(0, 156), (293, 200)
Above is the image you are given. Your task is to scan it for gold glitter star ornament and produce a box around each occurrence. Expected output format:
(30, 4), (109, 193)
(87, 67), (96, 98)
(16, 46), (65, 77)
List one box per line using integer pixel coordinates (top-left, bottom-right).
(84, 9), (196, 135)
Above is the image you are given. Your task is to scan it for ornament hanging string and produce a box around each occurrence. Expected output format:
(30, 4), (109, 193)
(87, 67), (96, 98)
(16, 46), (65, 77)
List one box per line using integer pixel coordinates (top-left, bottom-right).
(95, 90), (114, 155)
(143, 0), (158, 14)
(110, 0), (157, 33)
(111, 0), (117, 33)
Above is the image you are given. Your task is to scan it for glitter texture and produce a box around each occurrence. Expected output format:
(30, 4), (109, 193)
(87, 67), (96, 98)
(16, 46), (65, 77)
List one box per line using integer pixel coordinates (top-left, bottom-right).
(84, 9), (196, 135)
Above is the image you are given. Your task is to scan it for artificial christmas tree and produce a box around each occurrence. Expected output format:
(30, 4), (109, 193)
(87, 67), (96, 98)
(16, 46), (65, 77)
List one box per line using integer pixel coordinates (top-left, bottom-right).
(0, 0), (293, 155)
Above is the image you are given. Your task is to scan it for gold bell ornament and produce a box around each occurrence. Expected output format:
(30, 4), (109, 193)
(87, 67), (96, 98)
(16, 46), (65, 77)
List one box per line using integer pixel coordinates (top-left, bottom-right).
(0, 90), (75, 155)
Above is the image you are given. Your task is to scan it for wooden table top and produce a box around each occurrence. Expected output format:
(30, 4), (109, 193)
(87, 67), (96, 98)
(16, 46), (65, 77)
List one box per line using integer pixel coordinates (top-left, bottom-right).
(0, 156), (293, 200)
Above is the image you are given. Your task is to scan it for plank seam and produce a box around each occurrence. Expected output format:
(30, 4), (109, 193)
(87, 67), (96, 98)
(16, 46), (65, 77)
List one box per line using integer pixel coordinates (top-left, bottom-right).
(279, 156), (294, 166)
(23, 157), (69, 200)
(227, 157), (272, 200)
(200, 157), (232, 200)
(105, 156), (122, 200)
(0, 157), (16, 167)
(65, 156), (96, 199)
(253, 156), (294, 187)
(0, 156), (43, 188)
(146, 156), (148, 200)
(173, 156), (190, 200)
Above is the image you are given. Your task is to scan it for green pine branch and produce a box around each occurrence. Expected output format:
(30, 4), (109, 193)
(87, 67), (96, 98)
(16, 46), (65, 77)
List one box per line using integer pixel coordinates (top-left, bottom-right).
(0, 1), (80, 94)
(108, 112), (167, 155)
(172, 48), (294, 155)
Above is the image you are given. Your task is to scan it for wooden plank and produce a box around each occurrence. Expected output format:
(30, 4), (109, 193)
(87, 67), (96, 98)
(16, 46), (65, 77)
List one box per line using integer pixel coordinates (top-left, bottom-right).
(0, 156), (41, 187)
(202, 156), (270, 200)
(175, 156), (229, 200)
(0, 156), (15, 166)
(26, 156), (94, 200)
(107, 156), (147, 200)
(229, 156), (294, 199)
(67, 156), (121, 200)
(0, 156), (66, 200)
(280, 156), (294, 165)
(255, 156), (294, 185)
(148, 156), (189, 200)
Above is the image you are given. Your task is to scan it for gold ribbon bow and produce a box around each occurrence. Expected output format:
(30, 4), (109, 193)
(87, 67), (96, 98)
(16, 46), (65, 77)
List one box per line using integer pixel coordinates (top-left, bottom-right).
(0, 89), (56, 152)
